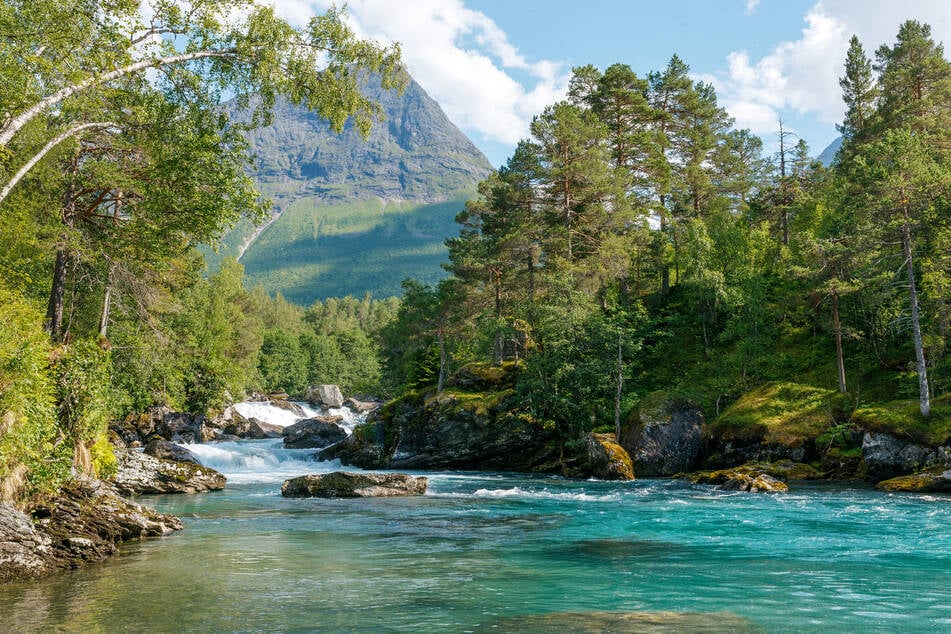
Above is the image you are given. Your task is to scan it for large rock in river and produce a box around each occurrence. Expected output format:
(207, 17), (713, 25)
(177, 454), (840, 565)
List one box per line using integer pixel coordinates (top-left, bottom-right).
(861, 431), (948, 481)
(620, 392), (702, 476)
(223, 412), (283, 439)
(143, 439), (201, 465)
(281, 472), (427, 498)
(0, 476), (181, 583)
(283, 416), (348, 449)
(876, 467), (951, 493)
(305, 384), (345, 408)
(583, 433), (634, 480)
(112, 448), (226, 495)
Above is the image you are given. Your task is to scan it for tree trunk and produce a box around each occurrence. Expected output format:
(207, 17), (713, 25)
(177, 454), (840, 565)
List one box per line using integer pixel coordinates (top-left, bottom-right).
(832, 287), (847, 394)
(614, 330), (623, 439)
(99, 263), (115, 339)
(45, 247), (69, 339)
(902, 215), (930, 417)
(437, 329), (447, 395)
(659, 194), (669, 294)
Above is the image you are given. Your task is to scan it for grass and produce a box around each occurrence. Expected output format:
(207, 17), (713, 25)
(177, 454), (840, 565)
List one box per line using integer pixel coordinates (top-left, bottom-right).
(850, 393), (951, 446)
(707, 382), (851, 446)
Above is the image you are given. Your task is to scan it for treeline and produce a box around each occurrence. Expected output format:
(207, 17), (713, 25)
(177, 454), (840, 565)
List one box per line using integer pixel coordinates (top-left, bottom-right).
(0, 0), (403, 500)
(382, 20), (951, 437)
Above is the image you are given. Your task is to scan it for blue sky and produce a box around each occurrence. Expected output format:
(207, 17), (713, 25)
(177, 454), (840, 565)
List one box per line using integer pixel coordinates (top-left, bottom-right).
(287, 1), (951, 167)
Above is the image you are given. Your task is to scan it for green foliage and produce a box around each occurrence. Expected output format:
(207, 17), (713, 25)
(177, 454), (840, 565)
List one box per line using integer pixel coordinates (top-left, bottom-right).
(851, 394), (951, 446)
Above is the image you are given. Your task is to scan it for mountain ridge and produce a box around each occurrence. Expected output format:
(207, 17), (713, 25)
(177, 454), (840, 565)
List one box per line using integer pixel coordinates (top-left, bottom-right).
(210, 74), (494, 302)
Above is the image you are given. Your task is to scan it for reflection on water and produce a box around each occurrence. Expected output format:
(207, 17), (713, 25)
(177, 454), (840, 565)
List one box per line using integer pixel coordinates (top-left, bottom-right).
(3, 440), (951, 632)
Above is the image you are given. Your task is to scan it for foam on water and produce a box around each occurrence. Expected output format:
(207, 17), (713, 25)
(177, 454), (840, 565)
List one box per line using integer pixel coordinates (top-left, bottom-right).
(188, 438), (345, 484)
(231, 400), (366, 431)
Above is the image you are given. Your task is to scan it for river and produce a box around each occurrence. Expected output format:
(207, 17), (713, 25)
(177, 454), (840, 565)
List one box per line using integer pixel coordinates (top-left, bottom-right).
(2, 405), (951, 632)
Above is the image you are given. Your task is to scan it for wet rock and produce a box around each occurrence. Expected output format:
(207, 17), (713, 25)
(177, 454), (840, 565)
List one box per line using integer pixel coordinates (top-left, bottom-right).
(583, 433), (635, 481)
(143, 439), (201, 465)
(223, 412), (283, 439)
(156, 410), (204, 444)
(0, 477), (181, 583)
(305, 384), (345, 408)
(283, 416), (348, 449)
(683, 466), (788, 493)
(345, 397), (382, 413)
(111, 448), (226, 495)
(621, 394), (702, 476)
(281, 472), (427, 498)
(861, 432), (941, 481)
(270, 399), (307, 417)
(877, 467), (951, 493)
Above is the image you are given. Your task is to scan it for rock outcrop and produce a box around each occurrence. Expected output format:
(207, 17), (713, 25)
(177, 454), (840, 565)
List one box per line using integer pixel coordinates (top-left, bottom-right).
(305, 384), (345, 408)
(621, 393), (702, 476)
(345, 397), (382, 413)
(861, 432), (949, 482)
(281, 472), (427, 498)
(0, 477), (181, 583)
(112, 448), (226, 496)
(283, 416), (348, 449)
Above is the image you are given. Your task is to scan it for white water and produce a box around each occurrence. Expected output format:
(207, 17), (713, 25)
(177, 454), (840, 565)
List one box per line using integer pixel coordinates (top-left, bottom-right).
(231, 400), (365, 432)
(188, 439), (344, 484)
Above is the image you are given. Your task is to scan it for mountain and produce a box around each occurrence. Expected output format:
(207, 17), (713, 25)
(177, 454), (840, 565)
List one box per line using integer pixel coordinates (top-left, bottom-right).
(818, 136), (843, 166)
(209, 75), (494, 303)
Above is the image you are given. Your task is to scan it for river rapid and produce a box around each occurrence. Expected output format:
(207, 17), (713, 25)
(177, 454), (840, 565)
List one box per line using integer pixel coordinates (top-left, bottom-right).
(2, 404), (951, 632)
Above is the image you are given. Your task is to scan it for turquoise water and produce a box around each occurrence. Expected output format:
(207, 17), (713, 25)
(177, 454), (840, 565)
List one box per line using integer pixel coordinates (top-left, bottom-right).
(3, 439), (951, 632)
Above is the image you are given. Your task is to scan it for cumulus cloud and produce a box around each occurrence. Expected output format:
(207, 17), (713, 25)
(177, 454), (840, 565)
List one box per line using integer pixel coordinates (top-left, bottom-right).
(710, 0), (951, 136)
(270, 0), (570, 147)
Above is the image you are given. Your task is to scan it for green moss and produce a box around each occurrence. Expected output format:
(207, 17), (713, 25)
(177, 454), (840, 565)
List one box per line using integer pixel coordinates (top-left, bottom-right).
(851, 394), (951, 446)
(425, 388), (515, 417)
(707, 382), (850, 446)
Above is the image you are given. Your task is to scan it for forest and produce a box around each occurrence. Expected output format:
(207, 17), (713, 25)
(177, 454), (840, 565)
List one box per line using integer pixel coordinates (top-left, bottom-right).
(1, 2), (950, 502)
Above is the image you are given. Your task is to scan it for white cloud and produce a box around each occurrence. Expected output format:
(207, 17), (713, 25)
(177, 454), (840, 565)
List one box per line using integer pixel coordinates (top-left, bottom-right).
(269, 0), (570, 147)
(745, 0), (761, 15)
(711, 0), (951, 136)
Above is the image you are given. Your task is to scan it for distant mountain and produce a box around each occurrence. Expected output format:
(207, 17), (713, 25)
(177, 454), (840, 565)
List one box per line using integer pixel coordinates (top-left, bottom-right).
(209, 74), (494, 303)
(818, 136), (843, 166)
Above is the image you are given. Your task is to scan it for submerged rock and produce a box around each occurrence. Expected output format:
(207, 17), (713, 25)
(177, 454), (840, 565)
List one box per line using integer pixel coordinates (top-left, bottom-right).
(283, 416), (348, 449)
(143, 439), (201, 465)
(475, 610), (757, 633)
(305, 384), (345, 408)
(877, 467), (951, 493)
(281, 472), (427, 498)
(0, 477), (181, 584)
(111, 448), (226, 495)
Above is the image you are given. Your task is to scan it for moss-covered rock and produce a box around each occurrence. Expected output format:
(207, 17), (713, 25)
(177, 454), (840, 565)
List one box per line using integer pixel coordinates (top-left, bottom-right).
(281, 472), (427, 498)
(851, 394), (951, 447)
(583, 433), (635, 481)
(681, 465), (789, 492)
(876, 466), (951, 493)
(703, 382), (850, 468)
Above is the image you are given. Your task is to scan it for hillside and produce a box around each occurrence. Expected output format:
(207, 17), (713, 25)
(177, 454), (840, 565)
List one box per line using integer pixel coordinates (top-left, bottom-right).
(208, 75), (494, 303)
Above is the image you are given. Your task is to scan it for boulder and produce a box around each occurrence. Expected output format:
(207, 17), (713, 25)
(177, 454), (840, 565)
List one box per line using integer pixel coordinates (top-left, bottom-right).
(682, 466), (788, 493)
(155, 410), (204, 444)
(876, 467), (951, 493)
(271, 399), (307, 417)
(861, 432), (944, 481)
(143, 439), (202, 465)
(620, 393), (702, 476)
(583, 433), (635, 480)
(222, 412), (283, 439)
(0, 477), (181, 583)
(305, 384), (345, 408)
(281, 472), (427, 498)
(111, 448), (226, 495)
(345, 397), (382, 413)
(283, 416), (349, 449)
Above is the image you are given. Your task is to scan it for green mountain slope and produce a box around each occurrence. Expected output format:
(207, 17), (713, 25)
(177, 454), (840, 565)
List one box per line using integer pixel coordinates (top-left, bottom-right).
(210, 75), (494, 302)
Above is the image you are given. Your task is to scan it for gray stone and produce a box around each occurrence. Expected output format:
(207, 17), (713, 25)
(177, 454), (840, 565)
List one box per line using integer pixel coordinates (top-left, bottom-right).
(281, 472), (427, 498)
(283, 416), (349, 449)
(305, 384), (345, 408)
(862, 432), (938, 481)
(621, 396), (703, 476)
(111, 448), (226, 495)
(345, 397), (382, 413)
(143, 439), (201, 465)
